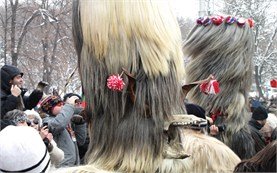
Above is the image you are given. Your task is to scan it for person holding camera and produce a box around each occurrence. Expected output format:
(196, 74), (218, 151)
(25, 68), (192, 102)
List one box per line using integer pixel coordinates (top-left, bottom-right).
(0, 65), (44, 118)
(41, 95), (86, 167)
(1, 109), (64, 167)
(39, 125), (64, 168)
(63, 93), (88, 164)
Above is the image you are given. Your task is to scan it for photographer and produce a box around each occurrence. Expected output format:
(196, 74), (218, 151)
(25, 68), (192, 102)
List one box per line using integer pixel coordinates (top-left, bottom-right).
(63, 93), (88, 164)
(41, 95), (86, 167)
(39, 125), (64, 168)
(1, 65), (45, 118)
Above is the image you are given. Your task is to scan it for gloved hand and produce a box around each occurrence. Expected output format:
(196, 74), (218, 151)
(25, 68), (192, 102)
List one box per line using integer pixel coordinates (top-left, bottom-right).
(74, 107), (83, 115)
(71, 114), (85, 125)
(29, 89), (43, 101)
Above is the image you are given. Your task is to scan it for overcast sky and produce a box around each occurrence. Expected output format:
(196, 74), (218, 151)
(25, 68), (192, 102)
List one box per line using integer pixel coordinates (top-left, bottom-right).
(171, 0), (199, 18)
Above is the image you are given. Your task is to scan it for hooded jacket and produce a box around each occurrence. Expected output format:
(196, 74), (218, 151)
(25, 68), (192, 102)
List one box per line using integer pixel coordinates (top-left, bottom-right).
(1, 65), (43, 118)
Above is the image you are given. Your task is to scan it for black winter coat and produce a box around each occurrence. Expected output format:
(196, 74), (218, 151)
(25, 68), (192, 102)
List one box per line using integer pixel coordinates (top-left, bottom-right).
(1, 65), (43, 118)
(248, 119), (267, 153)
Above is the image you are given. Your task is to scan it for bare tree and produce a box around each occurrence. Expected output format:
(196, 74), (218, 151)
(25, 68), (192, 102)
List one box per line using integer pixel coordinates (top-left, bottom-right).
(0, 0), (80, 95)
(0, 0), (8, 64)
(223, 0), (277, 100)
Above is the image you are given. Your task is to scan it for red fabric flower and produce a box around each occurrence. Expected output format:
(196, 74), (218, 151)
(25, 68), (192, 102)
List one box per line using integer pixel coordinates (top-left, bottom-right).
(200, 79), (220, 95)
(211, 16), (223, 26)
(107, 75), (125, 91)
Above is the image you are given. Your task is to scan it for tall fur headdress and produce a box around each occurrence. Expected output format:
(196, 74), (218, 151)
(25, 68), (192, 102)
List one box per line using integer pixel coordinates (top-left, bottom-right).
(183, 15), (255, 159)
(72, 0), (185, 172)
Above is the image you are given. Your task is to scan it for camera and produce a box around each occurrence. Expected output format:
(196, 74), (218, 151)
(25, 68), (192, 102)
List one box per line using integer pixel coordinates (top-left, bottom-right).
(42, 122), (48, 128)
(218, 125), (226, 132)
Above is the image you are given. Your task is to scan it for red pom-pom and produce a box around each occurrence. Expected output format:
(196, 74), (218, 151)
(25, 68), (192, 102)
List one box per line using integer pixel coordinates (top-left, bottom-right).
(200, 79), (220, 95)
(270, 79), (277, 88)
(107, 75), (125, 91)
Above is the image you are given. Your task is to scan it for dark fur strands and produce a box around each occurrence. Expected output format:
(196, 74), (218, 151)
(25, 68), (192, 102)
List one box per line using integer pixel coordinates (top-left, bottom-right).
(72, 0), (186, 172)
(234, 141), (277, 172)
(183, 18), (255, 159)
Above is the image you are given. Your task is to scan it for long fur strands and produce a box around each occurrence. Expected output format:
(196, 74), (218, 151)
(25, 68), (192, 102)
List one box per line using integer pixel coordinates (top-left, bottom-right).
(183, 17), (256, 159)
(72, 0), (186, 172)
(234, 141), (277, 172)
(179, 129), (241, 173)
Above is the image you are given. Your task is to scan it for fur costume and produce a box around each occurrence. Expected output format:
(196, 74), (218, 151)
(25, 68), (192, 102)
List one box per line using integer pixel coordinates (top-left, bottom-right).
(71, 1), (242, 172)
(72, 0), (187, 172)
(183, 15), (256, 159)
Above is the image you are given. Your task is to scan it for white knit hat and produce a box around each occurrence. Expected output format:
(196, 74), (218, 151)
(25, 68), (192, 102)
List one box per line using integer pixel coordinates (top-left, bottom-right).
(0, 126), (51, 172)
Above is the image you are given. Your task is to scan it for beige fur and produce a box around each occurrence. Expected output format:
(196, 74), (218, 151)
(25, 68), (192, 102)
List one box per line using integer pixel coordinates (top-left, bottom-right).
(179, 129), (240, 173)
(79, 0), (184, 79)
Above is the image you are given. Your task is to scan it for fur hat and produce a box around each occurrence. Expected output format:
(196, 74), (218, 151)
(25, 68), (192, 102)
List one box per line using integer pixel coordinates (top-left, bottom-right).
(40, 95), (63, 115)
(252, 106), (268, 120)
(0, 126), (51, 172)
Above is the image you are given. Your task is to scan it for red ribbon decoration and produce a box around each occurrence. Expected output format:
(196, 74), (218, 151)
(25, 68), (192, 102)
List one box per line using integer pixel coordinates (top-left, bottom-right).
(200, 79), (220, 95)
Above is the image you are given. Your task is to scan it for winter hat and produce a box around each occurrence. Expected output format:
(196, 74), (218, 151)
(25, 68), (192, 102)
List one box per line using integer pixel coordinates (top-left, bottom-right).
(250, 99), (262, 109)
(252, 106), (268, 120)
(0, 126), (51, 172)
(185, 103), (206, 120)
(40, 95), (63, 115)
(1, 64), (23, 80)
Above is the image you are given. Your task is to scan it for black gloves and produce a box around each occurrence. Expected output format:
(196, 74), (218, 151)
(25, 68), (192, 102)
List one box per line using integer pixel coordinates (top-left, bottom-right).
(24, 89), (43, 110)
(71, 114), (85, 125)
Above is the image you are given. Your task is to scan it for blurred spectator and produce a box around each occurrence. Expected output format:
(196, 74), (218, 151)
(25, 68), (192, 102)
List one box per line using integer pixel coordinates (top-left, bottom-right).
(1, 65), (43, 117)
(260, 113), (277, 144)
(25, 109), (42, 130)
(0, 126), (51, 172)
(249, 106), (268, 153)
(41, 95), (86, 167)
(3, 109), (29, 127)
(249, 97), (262, 112)
(63, 93), (89, 164)
(25, 109), (64, 167)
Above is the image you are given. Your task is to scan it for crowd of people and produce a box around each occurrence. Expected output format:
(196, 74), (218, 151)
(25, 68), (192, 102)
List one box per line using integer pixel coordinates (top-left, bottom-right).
(0, 64), (89, 171)
(0, 50), (276, 173)
(0, 0), (277, 172)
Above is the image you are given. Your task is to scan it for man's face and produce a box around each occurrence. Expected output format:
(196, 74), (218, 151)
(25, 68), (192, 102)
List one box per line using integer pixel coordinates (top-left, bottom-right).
(10, 74), (23, 88)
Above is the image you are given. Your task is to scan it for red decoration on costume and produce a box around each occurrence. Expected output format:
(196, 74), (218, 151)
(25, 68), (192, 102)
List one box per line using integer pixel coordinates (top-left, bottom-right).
(211, 16), (223, 26)
(107, 74), (125, 91)
(247, 18), (255, 28)
(237, 18), (246, 27)
(210, 110), (222, 122)
(270, 79), (277, 88)
(200, 79), (220, 95)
